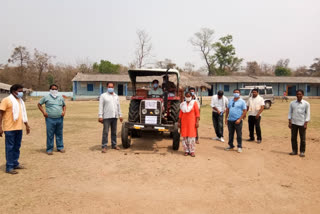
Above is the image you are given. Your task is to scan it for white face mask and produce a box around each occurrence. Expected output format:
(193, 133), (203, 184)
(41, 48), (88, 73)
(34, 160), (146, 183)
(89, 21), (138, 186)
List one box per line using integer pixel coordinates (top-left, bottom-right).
(186, 97), (192, 102)
(50, 89), (58, 97)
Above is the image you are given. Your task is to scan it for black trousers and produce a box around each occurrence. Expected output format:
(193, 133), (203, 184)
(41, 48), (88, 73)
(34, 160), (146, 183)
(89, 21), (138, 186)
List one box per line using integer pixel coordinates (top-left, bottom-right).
(248, 116), (262, 141)
(291, 124), (306, 153)
(212, 112), (224, 138)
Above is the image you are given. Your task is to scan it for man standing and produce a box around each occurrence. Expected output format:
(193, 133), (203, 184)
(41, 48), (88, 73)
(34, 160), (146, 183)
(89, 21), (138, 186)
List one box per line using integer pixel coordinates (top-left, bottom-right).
(189, 87), (200, 144)
(246, 89), (264, 143)
(288, 89), (310, 157)
(0, 84), (30, 174)
(148, 79), (163, 96)
(225, 89), (247, 153)
(38, 84), (66, 155)
(211, 90), (228, 142)
(99, 82), (123, 153)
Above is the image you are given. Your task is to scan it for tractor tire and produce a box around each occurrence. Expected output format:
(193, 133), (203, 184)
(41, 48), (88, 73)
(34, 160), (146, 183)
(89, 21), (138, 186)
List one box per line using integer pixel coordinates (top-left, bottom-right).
(168, 100), (180, 123)
(121, 123), (131, 148)
(128, 100), (140, 122)
(264, 101), (271, 109)
(172, 130), (180, 150)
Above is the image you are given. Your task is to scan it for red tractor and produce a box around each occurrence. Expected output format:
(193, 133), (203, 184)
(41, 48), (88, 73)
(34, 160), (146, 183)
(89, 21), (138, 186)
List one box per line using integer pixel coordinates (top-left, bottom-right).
(121, 68), (184, 150)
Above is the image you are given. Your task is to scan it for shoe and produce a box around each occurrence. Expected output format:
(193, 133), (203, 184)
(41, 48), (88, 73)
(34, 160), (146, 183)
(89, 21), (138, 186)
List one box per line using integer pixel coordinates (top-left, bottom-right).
(190, 152), (195, 157)
(237, 148), (242, 153)
(47, 151), (53, 155)
(257, 140), (262, 144)
(289, 152), (297, 155)
(57, 149), (65, 153)
(14, 165), (25, 170)
(184, 152), (189, 156)
(101, 148), (107, 153)
(6, 170), (18, 174)
(196, 140), (199, 144)
(220, 137), (225, 142)
(112, 146), (120, 150)
(212, 137), (220, 141)
(225, 146), (234, 151)
(299, 152), (305, 157)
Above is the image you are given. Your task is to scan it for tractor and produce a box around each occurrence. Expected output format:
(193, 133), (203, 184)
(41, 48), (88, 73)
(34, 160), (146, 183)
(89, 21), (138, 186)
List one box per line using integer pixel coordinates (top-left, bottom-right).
(121, 68), (184, 150)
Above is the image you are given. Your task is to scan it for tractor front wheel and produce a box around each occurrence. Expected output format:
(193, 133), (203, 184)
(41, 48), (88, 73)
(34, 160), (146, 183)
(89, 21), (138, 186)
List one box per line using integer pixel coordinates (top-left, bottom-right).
(121, 123), (131, 148)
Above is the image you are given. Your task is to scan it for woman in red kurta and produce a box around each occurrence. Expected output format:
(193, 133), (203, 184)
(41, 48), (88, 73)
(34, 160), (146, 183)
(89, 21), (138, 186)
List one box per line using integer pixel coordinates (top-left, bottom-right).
(178, 92), (200, 157)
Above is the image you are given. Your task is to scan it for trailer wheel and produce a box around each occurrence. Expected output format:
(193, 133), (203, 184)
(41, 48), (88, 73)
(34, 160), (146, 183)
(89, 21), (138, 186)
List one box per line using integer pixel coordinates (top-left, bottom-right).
(264, 101), (271, 109)
(121, 123), (131, 148)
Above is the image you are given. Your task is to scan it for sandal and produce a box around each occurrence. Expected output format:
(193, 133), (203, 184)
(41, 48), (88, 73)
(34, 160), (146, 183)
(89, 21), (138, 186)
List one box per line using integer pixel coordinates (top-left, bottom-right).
(190, 152), (195, 157)
(184, 152), (189, 156)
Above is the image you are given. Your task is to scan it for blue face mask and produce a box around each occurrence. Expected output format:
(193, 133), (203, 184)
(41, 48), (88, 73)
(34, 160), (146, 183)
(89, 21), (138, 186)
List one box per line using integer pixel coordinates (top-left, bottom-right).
(17, 92), (24, 98)
(107, 88), (114, 93)
(153, 83), (158, 88)
(233, 93), (240, 98)
(191, 92), (195, 96)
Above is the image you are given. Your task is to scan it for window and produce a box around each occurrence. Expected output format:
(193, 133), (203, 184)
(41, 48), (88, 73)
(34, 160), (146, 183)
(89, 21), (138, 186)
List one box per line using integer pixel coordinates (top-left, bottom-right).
(258, 89), (265, 95)
(266, 88), (273, 94)
(307, 85), (310, 93)
(240, 89), (250, 96)
(224, 85), (230, 92)
(87, 84), (94, 91)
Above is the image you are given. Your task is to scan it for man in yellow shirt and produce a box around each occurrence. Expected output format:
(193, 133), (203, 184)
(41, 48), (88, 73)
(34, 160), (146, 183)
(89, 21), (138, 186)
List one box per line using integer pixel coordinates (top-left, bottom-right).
(0, 84), (30, 174)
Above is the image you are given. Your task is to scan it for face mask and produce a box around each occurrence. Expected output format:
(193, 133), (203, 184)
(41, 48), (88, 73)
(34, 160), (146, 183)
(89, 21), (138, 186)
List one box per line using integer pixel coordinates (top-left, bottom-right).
(17, 92), (24, 98)
(153, 83), (158, 88)
(191, 92), (195, 96)
(50, 89), (58, 97)
(233, 93), (240, 98)
(107, 88), (114, 93)
(186, 97), (192, 102)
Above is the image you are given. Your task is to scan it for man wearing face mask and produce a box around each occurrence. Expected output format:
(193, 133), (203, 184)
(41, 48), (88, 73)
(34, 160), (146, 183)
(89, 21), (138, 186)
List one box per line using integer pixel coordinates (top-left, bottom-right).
(148, 79), (163, 96)
(38, 84), (66, 155)
(99, 82), (123, 153)
(0, 84), (30, 174)
(225, 89), (247, 153)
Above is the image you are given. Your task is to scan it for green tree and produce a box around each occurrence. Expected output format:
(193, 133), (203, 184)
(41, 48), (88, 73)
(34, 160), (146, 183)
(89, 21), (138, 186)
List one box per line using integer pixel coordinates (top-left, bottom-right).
(93, 60), (120, 74)
(212, 35), (243, 75)
(275, 66), (291, 76)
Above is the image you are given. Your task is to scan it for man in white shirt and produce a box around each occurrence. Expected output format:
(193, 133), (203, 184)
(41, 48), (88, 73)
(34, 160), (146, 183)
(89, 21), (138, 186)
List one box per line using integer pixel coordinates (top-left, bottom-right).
(210, 90), (228, 142)
(288, 89), (310, 157)
(246, 89), (265, 143)
(148, 79), (163, 96)
(98, 82), (123, 153)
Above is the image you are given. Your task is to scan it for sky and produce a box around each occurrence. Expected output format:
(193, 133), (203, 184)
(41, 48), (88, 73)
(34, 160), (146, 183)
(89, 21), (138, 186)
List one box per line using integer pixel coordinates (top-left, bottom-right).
(0, 0), (319, 69)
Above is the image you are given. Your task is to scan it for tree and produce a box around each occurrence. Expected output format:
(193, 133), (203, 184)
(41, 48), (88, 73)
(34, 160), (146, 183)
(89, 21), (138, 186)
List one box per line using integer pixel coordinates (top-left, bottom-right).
(8, 46), (30, 83)
(31, 49), (53, 88)
(134, 29), (153, 68)
(93, 60), (120, 74)
(184, 62), (195, 73)
(275, 66), (291, 76)
(156, 58), (176, 69)
(276, 59), (290, 68)
(190, 28), (216, 75)
(310, 58), (320, 76)
(212, 35), (243, 75)
(246, 61), (262, 75)
(293, 66), (310, 76)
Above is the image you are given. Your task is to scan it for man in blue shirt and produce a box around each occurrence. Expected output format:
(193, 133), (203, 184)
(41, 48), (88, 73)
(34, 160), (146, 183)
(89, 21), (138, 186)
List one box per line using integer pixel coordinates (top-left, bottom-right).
(38, 84), (66, 155)
(225, 89), (247, 153)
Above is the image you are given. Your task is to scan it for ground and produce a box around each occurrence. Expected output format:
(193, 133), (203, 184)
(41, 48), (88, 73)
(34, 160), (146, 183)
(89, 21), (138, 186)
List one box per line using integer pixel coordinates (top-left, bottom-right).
(0, 97), (319, 214)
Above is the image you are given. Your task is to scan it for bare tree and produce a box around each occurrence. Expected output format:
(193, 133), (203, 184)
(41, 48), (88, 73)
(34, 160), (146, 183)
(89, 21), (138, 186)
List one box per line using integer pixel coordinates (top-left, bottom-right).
(190, 28), (215, 75)
(245, 61), (261, 75)
(310, 58), (320, 76)
(293, 66), (310, 76)
(30, 49), (53, 88)
(156, 58), (176, 69)
(184, 62), (195, 73)
(134, 29), (153, 68)
(276, 58), (290, 68)
(8, 46), (30, 83)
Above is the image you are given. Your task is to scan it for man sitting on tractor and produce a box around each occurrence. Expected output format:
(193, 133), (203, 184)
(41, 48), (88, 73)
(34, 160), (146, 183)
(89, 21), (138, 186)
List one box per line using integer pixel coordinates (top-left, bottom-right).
(162, 76), (176, 97)
(148, 79), (163, 96)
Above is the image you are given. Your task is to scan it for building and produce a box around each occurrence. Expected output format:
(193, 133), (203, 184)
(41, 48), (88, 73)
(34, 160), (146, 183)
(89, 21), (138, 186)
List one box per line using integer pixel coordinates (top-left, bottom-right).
(205, 76), (320, 97)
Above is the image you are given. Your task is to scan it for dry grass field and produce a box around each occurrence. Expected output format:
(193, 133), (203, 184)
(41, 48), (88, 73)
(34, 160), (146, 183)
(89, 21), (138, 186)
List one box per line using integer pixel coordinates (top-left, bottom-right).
(0, 97), (319, 214)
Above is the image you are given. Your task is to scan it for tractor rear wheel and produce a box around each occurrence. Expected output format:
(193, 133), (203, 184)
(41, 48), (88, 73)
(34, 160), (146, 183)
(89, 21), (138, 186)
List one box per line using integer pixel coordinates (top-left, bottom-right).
(172, 130), (180, 150)
(121, 123), (131, 148)
(128, 100), (140, 122)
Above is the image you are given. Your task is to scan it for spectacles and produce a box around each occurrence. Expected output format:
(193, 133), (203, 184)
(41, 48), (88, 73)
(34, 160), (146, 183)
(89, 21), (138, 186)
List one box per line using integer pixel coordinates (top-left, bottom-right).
(232, 102), (235, 107)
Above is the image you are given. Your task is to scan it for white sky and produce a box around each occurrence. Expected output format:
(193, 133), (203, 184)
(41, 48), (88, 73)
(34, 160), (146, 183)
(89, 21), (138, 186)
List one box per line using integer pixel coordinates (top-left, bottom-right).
(0, 0), (319, 69)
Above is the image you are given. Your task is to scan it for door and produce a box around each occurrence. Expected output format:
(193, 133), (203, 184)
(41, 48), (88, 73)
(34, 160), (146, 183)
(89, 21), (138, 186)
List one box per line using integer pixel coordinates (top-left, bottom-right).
(288, 86), (296, 96)
(118, 84), (123, 96)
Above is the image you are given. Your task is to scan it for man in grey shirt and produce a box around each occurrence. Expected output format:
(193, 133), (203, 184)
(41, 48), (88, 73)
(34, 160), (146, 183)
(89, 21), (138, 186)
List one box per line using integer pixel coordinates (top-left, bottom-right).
(99, 82), (123, 153)
(288, 89), (310, 157)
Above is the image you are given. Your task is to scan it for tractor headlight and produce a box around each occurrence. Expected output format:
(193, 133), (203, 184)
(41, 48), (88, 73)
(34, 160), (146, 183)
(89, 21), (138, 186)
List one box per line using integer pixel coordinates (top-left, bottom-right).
(155, 109), (160, 115)
(142, 109), (147, 114)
